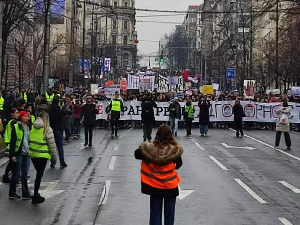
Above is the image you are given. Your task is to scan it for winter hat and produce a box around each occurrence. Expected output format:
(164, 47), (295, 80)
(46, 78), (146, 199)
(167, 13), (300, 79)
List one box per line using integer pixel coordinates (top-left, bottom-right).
(19, 111), (30, 120)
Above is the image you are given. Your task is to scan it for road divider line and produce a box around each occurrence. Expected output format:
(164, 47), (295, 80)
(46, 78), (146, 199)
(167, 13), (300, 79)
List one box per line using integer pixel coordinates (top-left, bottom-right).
(229, 128), (300, 162)
(98, 180), (112, 205)
(234, 179), (267, 204)
(209, 156), (228, 171)
(278, 181), (300, 194)
(195, 143), (206, 151)
(109, 156), (117, 170)
(127, 128), (134, 132)
(113, 144), (119, 151)
(279, 217), (294, 225)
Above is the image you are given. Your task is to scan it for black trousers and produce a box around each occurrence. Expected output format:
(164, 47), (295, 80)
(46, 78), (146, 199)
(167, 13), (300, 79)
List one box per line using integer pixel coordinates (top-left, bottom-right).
(111, 117), (119, 135)
(143, 123), (152, 141)
(235, 121), (243, 136)
(4, 160), (12, 176)
(275, 131), (291, 147)
(31, 158), (47, 196)
(84, 124), (94, 145)
(185, 119), (193, 135)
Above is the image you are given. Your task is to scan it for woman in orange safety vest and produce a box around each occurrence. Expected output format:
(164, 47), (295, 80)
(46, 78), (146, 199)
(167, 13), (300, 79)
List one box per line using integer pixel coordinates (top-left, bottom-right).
(135, 124), (183, 225)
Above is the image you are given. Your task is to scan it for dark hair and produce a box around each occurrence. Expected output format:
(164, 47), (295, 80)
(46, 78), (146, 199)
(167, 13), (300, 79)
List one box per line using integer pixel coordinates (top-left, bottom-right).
(10, 108), (18, 114)
(154, 124), (177, 148)
(283, 101), (288, 107)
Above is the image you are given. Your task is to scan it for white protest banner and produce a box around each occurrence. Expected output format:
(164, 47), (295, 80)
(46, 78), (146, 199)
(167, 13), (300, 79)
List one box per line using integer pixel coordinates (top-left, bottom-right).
(127, 74), (140, 89)
(291, 86), (300, 97)
(91, 84), (98, 94)
(104, 85), (120, 98)
(96, 101), (300, 123)
(139, 78), (151, 91)
(159, 75), (183, 92)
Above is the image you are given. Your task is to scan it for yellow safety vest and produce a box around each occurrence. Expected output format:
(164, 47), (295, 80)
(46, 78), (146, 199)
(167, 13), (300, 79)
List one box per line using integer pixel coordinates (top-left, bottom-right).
(45, 92), (55, 104)
(23, 93), (28, 102)
(111, 100), (121, 112)
(0, 96), (4, 111)
(4, 119), (16, 144)
(184, 105), (194, 118)
(29, 127), (51, 159)
(7, 124), (23, 151)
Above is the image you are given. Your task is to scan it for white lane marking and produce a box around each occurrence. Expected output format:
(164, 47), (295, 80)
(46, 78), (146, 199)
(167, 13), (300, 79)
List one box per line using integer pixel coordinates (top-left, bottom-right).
(279, 217), (294, 225)
(195, 142), (206, 151)
(109, 156), (117, 170)
(0, 157), (9, 167)
(229, 128), (300, 162)
(113, 144), (119, 151)
(190, 138), (195, 141)
(119, 134), (125, 139)
(45, 180), (60, 191)
(127, 128), (134, 132)
(39, 180), (66, 199)
(234, 179), (267, 204)
(98, 180), (112, 205)
(221, 142), (256, 150)
(278, 181), (300, 194)
(209, 156), (228, 171)
(291, 131), (298, 134)
(177, 186), (195, 200)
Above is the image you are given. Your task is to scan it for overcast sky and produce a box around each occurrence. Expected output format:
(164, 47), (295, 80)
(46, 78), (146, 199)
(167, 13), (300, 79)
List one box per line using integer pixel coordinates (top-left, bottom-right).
(136, 0), (203, 66)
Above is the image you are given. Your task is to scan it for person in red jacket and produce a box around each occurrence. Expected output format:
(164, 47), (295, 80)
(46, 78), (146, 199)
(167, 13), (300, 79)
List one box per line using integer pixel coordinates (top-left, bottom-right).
(73, 99), (82, 138)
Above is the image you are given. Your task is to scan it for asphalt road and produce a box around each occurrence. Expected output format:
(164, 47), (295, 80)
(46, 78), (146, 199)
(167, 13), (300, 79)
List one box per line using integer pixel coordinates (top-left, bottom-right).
(0, 127), (299, 225)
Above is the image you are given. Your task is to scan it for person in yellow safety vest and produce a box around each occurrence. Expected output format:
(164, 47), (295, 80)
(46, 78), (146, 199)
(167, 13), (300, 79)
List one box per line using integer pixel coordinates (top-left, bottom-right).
(135, 124), (183, 225)
(0, 92), (4, 118)
(45, 88), (55, 104)
(22, 91), (28, 103)
(106, 91), (124, 138)
(8, 111), (32, 200)
(184, 100), (195, 136)
(2, 108), (20, 183)
(29, 110), (57, 204)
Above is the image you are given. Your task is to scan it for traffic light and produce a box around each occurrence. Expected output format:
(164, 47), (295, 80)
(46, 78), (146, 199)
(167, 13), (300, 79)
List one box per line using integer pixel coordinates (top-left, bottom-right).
(160, 50), (164, 63)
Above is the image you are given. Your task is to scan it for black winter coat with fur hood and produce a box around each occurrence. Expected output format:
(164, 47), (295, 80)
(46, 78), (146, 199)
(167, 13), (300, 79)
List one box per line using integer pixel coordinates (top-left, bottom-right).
(135, 141), (183, 198)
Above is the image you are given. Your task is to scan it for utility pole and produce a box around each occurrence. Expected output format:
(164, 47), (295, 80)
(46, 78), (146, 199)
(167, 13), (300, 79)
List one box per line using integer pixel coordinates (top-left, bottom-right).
(249, 0), (253, 80)
(0, 0), (4, 91)
(90, 3), (94, 83)
(82, 0), (86, 80)
(275, 0), (279, 89)
(69, 0), (76, 87)
(42, 0), (51, 94)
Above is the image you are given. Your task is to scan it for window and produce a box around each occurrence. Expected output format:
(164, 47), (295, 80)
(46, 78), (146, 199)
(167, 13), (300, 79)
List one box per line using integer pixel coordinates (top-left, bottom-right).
(124, 20), (128, 30)
(114, 1), (118, 7)
(113, 20), (117, 29)
(112, 36), (117, 45)
(123, 36), (128, 45)
(124, 1), (128, 7)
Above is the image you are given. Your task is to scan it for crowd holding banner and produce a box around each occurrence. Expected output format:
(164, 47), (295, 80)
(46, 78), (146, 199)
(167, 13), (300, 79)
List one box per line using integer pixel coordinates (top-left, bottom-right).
(96, 101), (300, 123)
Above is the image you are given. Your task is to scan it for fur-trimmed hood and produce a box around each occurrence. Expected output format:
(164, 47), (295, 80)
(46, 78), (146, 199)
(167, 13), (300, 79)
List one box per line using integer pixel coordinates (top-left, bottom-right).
(139, 142), (183, 165)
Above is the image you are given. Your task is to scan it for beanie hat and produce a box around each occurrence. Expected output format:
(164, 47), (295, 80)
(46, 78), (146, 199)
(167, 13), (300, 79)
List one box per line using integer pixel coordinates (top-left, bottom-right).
(19, 111), (30, 120)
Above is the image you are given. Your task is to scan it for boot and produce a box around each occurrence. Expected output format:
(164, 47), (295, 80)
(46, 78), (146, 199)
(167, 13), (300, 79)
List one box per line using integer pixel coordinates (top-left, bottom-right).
(31, 194), (45, 204)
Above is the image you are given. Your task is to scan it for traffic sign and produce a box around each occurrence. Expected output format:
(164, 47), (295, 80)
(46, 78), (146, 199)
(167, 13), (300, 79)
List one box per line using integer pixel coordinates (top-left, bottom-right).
(226, 68), (235, 81)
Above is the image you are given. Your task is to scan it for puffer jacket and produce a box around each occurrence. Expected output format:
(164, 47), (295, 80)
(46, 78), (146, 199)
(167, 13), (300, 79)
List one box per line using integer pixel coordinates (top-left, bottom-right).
(135, 141), (183, 198)
(276, 107), (291, 132)
(33, 118), (57, 164)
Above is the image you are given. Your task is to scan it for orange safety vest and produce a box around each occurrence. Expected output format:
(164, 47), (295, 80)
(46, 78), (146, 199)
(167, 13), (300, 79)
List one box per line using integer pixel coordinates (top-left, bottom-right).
(141, 161), (181, 189)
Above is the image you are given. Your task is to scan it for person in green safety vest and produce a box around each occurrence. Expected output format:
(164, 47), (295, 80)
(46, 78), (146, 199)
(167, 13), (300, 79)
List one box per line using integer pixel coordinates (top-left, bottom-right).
(2, 108), (20, 184)
(184, 100), (195, 136)
(8, 111), (32, 200)
(0, 91), (4, 119)
(106, 91), (124, 138)
(29, 110), (57, 204)
(45, 88), (55, 104)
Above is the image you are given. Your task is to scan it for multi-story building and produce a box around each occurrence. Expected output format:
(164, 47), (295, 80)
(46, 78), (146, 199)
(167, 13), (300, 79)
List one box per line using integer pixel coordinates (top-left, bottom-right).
(183, 5), (200, 74)
(77, 0), (138, 74)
